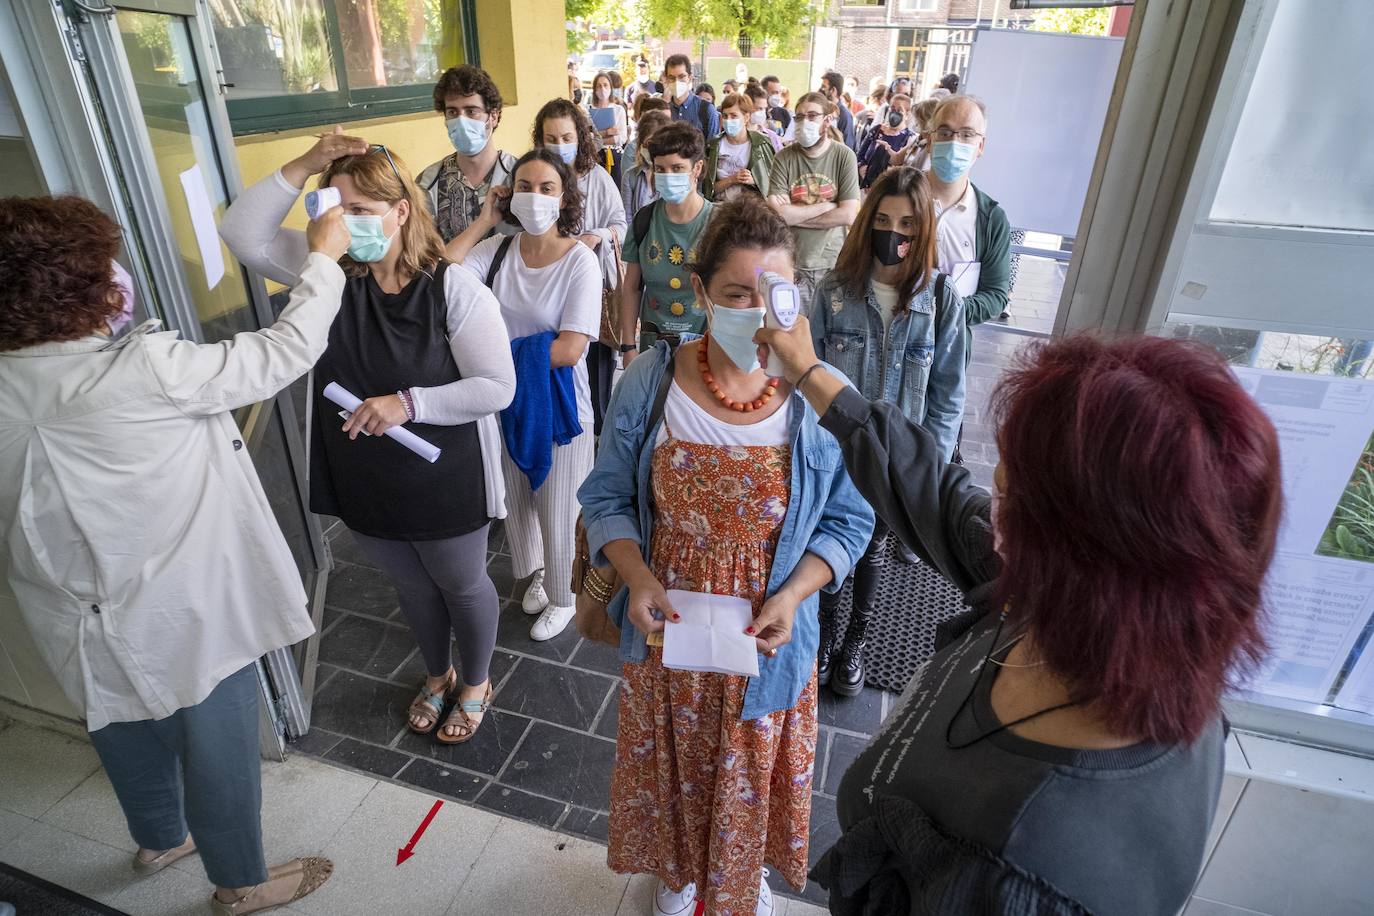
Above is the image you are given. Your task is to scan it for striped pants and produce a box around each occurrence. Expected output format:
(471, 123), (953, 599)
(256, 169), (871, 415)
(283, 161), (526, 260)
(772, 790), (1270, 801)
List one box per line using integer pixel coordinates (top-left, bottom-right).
(500, 431), (594, 608)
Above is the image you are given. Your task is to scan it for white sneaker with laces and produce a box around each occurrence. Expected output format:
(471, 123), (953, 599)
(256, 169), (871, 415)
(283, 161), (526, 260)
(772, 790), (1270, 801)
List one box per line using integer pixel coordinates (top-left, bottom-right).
(521, 569), (548, 615)
(755, 868), (774, 916)
(652, 879), (697, 916)
(530, 603), (574, 641)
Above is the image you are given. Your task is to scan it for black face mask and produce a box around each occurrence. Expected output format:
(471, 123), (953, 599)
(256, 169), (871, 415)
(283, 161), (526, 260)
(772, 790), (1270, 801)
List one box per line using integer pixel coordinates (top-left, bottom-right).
(872, 229), (910, 267)
(887, 110), (905, 129)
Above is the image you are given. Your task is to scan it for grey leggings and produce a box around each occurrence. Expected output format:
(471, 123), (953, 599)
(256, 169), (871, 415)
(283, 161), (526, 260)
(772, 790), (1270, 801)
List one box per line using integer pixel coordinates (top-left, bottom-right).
(352, 525), (499, 686)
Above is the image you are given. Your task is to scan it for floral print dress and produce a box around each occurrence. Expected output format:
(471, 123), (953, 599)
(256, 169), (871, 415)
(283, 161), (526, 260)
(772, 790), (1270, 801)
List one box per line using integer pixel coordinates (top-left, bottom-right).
(607, 413), (820, 916)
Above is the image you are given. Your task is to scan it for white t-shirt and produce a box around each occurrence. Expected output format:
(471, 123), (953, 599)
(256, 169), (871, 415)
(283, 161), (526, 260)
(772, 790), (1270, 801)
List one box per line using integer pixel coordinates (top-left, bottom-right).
(463, 234), (603, 424)
(655, 379), (790, 447)
(872, 279), (901, 335)
(715, 135), (752, 180)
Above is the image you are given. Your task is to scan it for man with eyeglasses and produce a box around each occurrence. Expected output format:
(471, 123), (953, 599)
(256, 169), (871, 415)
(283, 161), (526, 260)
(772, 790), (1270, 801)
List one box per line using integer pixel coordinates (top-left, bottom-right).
(923, 95), (1010, 327)
(417, 65), (518, 242)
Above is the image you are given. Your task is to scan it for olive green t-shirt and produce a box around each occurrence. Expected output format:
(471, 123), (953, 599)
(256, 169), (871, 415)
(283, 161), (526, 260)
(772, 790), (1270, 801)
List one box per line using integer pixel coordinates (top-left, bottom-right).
(624, 199), (715, 341)
(768, 141), (860, 270)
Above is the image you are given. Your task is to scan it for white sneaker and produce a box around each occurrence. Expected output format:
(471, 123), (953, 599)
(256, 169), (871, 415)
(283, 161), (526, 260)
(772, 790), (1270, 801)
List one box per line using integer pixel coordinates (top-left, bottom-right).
(652, 879), (697, 916)
(521, 569), (548, 615)
(756, 868), (774, 916)
(530, 604), (574, 641)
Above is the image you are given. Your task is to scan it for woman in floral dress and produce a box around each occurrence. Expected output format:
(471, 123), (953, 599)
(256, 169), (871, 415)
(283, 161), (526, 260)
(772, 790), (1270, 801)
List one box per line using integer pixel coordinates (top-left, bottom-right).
(579, 199), (874, 916)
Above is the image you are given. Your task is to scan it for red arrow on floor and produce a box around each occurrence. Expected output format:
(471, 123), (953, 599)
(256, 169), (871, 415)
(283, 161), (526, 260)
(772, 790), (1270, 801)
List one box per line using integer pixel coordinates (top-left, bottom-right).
(396, 799), (444, 866)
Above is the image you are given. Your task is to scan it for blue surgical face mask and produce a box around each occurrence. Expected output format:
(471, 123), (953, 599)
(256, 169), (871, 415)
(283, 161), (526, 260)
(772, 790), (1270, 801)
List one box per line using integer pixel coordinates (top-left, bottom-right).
(704, 295), (766, 373)
(447, 115), (489, 156)
(655, 171), (694, 204)
(722, 116), (743, 138)
(930, 140), (978, 183)
(342, 206), (398, 263)
(548, 142), (578, 166)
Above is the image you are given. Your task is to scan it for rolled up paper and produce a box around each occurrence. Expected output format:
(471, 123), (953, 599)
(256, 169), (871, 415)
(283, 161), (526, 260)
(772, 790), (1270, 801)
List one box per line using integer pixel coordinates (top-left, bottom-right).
(323, 381), (441, 464)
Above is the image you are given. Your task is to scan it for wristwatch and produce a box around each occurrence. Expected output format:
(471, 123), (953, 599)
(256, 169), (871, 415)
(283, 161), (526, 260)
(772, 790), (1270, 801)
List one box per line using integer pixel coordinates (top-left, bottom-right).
(619, 344), (637, 353)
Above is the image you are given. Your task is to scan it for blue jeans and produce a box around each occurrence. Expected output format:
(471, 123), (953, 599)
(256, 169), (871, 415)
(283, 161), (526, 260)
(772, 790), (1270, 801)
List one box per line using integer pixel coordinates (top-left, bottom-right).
(87, 664), (268, 887)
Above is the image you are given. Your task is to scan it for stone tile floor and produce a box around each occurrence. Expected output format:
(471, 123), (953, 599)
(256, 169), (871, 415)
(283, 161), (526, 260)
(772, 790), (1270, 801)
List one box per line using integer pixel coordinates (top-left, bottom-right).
(307, 522), (894, 909)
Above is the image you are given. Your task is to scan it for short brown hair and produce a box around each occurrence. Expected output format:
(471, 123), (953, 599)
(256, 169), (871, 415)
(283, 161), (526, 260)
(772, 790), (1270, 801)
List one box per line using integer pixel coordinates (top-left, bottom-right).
(718, 92), (754, 116)
(0, 196), (123, 351)
(634, 95), (669, 119)
(663, 53), (692, 75)
(432, 65), (503, 119)
(687, 198), (793, 289)
(645, 121), (705, 165)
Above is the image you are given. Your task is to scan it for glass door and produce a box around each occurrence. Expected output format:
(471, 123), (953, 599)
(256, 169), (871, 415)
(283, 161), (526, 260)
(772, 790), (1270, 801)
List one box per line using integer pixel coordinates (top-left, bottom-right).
(66, 0), (328, 752)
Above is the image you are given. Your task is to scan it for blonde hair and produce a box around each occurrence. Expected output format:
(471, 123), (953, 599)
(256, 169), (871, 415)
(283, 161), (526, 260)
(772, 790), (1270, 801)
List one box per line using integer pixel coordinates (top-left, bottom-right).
(320, 148), (446, 280)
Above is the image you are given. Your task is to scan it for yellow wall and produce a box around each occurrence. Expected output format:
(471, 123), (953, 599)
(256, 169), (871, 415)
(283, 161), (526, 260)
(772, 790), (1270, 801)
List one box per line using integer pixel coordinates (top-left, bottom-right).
(231, 0), (569, 239)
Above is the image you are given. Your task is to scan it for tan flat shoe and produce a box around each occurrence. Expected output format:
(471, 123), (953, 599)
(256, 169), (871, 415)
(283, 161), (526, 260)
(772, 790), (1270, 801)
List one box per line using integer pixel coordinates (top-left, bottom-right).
(208, 856), (333, 915)
(132, 836), (197, 876)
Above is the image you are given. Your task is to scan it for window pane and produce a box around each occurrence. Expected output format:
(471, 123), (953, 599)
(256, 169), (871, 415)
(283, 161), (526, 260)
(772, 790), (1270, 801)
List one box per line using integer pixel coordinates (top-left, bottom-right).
(335, 0), (451, 89)
(211, 0), (338, 99)
(895, 51), (912, 73)
(898, 28), (914, 44)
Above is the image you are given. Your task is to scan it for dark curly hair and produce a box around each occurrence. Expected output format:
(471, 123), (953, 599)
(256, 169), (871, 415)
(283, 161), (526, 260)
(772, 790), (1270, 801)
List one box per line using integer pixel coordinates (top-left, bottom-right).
(432, 65), (504, 125)
(645, 120), (705, 164)
(532, 98), (596, 176)
(0, 196), (124, 351)
(687, 197), (793, 289)
(499, 148), (584, 237)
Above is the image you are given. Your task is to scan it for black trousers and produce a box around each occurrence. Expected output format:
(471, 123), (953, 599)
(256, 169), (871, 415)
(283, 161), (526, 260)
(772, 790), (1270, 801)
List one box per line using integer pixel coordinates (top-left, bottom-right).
(586, 341), (616, 437)
(820, 519), (889, 622)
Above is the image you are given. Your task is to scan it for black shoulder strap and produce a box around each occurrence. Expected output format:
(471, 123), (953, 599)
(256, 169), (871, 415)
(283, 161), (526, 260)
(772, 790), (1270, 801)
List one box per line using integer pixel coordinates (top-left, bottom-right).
(484, 235), (514, 289)
(646, 343), (678, 435)
(698, 100), (712, 135)
(935, 272), (946, 307)
(632, 201), (657, 248)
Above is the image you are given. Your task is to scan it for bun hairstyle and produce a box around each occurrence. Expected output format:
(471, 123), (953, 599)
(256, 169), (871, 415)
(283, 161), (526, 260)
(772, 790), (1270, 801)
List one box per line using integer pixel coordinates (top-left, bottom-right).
(499, 147), (584, 237)
(687, 198), (793, 290)
(319, 147), (446, 278)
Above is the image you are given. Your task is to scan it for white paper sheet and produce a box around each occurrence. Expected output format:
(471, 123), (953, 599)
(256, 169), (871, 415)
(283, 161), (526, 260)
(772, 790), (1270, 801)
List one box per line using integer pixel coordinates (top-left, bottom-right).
(949, 261), (981, 299)
(323, 382), (442, 464)
(178, 164), (224, 289)
(1335, 633), (1374, 715)
(1231, 368), (1374, 705)
(661, 589), (760, 678)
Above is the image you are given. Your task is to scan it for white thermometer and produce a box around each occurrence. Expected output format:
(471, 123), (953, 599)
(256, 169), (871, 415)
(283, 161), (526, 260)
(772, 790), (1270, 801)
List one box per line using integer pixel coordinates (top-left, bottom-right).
(304, 186), (341, 220)
(758, 271), (801, 378)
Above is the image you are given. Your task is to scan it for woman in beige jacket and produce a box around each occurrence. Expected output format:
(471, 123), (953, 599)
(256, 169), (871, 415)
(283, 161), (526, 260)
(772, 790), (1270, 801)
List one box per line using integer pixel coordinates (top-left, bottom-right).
(0, 191), (349, 915)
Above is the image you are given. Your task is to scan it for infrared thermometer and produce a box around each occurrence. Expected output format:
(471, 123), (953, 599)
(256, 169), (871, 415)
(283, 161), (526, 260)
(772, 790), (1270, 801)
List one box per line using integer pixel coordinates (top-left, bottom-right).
(758, 271), (801, 378)
(304, 186), (341, 220)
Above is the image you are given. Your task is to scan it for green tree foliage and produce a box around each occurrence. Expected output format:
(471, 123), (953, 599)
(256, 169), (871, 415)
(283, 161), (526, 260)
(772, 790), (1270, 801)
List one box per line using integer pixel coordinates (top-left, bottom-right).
(636, 0), (816, 58)
(1031, 8), (1111, 36)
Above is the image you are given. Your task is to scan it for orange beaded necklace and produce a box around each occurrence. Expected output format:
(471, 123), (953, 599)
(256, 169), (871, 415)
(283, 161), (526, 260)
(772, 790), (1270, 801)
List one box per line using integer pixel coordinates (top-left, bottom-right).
(697, 335), (781, 413)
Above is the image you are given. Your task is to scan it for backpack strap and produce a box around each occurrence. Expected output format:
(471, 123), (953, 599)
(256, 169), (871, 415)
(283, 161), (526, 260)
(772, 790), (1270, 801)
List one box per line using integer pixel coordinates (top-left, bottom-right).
(632, 201), (657, 249)
(646, 342), (678, 437)
(484, 235), (514, 289)
(698, 99), (713, 136)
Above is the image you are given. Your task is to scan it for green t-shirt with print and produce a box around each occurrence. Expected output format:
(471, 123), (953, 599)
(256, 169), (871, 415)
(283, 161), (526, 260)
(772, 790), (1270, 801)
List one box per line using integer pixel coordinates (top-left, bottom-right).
(767, 141), (860, 270)
(624, 199), (715, 340)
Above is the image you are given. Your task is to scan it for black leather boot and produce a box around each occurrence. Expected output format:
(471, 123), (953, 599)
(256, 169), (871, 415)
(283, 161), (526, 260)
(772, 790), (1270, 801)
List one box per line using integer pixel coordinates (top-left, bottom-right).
(817, 591), (843, 686)
(833, 604), (873, 697)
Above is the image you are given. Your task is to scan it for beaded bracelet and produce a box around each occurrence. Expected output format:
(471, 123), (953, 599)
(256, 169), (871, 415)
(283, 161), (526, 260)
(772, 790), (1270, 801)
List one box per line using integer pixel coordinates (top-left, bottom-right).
(396, 389), (416, 422)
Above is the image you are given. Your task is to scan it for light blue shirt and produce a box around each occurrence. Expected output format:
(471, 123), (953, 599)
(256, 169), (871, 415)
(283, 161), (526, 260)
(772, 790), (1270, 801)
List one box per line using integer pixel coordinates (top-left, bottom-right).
(578, 341), (875, 719)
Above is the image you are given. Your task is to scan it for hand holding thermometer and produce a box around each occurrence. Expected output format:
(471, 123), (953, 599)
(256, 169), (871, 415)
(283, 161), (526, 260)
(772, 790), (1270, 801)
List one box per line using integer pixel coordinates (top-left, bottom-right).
(304, 186), (341, 220)
(757, 271), (801, 378)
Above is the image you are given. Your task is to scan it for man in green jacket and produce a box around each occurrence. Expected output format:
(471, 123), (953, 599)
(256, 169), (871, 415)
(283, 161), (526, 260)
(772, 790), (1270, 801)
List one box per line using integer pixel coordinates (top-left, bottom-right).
(923, 95), (1011, 327)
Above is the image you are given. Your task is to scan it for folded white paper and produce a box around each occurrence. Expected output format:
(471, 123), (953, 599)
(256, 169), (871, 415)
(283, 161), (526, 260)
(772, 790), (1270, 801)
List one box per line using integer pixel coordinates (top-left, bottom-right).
(661, 589), (760, 678)
(322, 381), (442, 464)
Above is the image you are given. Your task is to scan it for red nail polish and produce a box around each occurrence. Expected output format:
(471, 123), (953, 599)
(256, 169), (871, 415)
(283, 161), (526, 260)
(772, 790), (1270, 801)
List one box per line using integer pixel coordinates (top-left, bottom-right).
(672, 613), (681, 621)
(745, 626), (755, 635)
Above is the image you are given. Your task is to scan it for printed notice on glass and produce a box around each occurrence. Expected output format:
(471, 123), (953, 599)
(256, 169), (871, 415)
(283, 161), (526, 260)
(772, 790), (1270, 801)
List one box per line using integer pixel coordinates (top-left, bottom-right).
(178, 164), (225, 289)
(1232, 368), (1374, 704)
(1334, 634), (1374, 715)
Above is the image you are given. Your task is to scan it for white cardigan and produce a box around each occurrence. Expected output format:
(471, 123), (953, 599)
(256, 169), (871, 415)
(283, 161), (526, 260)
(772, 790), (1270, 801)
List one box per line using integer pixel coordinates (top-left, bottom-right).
(0, 254), (345, 729)
(218, 170), (515, 520)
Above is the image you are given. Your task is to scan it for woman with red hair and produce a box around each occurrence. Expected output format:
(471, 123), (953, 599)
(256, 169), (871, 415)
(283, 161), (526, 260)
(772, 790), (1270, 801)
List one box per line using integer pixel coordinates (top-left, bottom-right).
(757, 319), (1281, 915)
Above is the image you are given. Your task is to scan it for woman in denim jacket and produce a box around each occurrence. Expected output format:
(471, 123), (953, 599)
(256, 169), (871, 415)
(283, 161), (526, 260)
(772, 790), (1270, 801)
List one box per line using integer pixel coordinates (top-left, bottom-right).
(578, 199), (873, 916)
(809, 166), (968, 697)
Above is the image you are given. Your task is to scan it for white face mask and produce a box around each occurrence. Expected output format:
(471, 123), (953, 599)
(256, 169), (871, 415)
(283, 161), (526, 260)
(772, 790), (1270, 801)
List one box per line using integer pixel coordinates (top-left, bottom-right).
(509, 192), (561, 236)
(798, 119), (823, 148)
(704, 297), (767, 374)
(670, 78), (691, 100)
(768, 93), (782, 108)
(595, 87), (610, 103)
(750, 110), (766, 126)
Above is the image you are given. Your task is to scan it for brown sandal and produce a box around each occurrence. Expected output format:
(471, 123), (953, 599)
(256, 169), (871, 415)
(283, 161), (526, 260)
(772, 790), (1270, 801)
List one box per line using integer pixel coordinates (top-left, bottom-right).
(208, 856), (333, 915)
(436, 681), (493, 745)
(406, 670), (456, 735)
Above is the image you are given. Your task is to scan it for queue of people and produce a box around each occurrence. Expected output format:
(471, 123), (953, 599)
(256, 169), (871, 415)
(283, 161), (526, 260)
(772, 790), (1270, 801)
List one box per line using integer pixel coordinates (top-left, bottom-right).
(0, 55), (1282, 916)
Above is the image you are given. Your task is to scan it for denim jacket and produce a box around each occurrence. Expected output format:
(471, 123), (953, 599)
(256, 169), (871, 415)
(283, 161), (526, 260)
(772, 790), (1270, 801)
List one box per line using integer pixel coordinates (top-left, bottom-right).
(810, 272), (968, 460)
(577, 342), (875, 720)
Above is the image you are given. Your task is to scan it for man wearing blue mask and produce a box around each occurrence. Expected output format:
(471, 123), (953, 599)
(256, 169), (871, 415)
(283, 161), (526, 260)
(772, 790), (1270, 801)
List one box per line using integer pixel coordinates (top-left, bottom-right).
(923, 95), (1010, 326)
(418, 65), (518, 242)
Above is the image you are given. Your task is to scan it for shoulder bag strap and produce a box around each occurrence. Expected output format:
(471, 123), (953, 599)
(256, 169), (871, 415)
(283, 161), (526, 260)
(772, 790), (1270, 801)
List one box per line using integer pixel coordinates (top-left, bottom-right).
(484, 235), (514, 289)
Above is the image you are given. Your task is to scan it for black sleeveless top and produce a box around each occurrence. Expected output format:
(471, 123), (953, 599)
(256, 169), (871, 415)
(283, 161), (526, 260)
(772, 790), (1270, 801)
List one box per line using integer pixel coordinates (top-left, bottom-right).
(309, 261), (487, 540)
